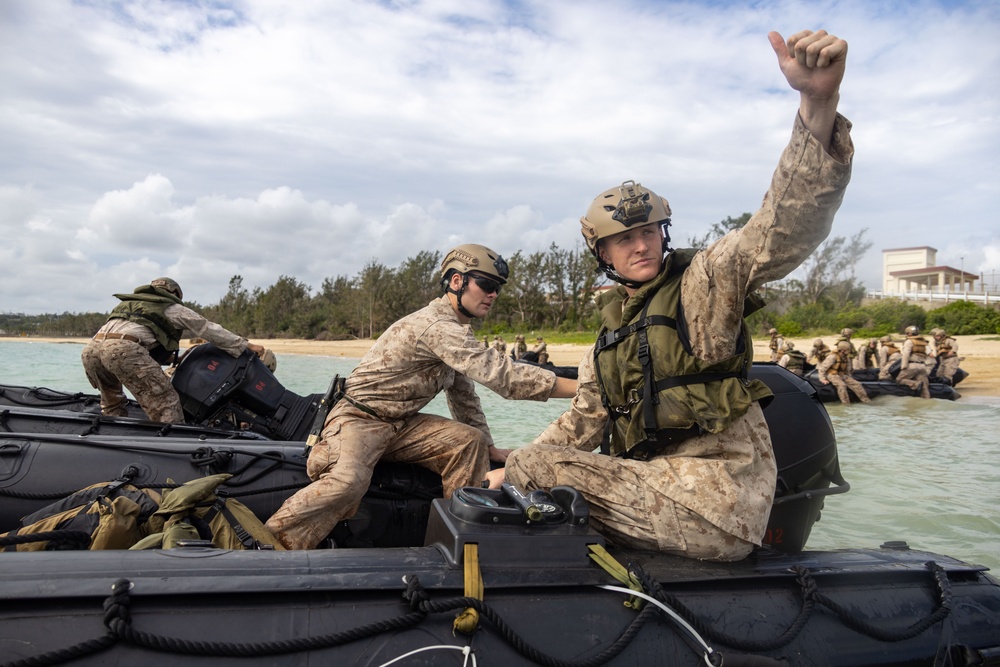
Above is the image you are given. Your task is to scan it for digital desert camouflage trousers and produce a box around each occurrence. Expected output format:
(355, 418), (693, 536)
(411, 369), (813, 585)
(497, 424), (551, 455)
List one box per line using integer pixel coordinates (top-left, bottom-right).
(897, 362), (931, 398)
(828, 373), (871, 405)
(504, 436), (765, 562)
(265, 403), (490, 550)
(80, 338), (184, 423)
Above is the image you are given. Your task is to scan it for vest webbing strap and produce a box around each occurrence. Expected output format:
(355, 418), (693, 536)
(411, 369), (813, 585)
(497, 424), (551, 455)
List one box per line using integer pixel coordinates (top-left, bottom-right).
(595, 315), (676, 353)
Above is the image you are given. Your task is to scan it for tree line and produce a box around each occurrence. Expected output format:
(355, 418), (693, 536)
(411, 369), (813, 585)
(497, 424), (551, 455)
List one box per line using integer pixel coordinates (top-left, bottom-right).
(5, 216), (1000, 340)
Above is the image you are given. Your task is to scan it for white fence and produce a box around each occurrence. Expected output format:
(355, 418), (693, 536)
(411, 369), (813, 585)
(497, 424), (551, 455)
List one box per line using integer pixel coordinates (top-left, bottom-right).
(867, 290), (1000, 305)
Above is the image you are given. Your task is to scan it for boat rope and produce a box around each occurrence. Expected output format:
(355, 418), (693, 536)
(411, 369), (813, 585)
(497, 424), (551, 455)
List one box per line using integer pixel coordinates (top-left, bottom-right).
(631, 560), (953, 650)
(0, 576), (660, 667)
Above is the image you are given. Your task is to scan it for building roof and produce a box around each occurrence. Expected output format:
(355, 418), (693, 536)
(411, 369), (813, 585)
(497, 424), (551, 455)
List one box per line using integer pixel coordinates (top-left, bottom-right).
(890, 265), (975, 278)
(882, 246), (938, 253)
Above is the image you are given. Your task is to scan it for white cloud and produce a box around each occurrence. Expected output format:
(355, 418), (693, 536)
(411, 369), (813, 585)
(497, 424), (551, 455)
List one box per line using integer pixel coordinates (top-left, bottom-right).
(2, 0), (999, 313)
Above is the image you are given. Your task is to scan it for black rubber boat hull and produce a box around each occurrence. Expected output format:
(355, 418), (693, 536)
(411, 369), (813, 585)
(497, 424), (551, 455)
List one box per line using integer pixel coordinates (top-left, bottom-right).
(1, 520), (999, 666)
(799, 366), (966, 402)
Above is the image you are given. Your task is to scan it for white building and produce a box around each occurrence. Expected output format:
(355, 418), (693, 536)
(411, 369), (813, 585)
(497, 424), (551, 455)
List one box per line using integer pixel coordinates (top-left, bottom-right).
(881, 246), (977, 294)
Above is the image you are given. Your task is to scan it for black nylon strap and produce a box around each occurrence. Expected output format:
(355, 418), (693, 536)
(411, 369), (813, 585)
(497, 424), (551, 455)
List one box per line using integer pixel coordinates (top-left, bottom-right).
(595, 315), (676, 353)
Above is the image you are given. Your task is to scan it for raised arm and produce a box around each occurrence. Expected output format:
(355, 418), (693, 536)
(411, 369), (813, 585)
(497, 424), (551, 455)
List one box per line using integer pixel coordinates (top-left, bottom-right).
(768, 29), (848, 152)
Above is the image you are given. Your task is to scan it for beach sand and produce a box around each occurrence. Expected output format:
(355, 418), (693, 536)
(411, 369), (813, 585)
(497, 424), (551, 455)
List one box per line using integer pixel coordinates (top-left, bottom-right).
(11, 334), (1000, 398)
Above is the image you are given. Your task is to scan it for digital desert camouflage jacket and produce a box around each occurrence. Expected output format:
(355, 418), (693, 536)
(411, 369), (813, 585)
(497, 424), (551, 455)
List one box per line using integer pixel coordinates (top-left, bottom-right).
(530, 112), (854, 542)
(342, 296), (557, 445)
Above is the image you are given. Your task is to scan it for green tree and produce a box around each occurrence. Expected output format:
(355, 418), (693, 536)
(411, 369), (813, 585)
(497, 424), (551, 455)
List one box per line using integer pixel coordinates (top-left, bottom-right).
(252, 276), (312, 338)
(927, 300), (1000, 335)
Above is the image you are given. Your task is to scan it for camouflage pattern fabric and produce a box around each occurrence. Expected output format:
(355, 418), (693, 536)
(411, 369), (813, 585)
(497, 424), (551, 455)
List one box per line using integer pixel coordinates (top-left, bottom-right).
(878, 344), (901, 380)
(932, 336), (960, 381)
(266, 296), (558, 549)
(769, 335), (784, 362)
(81, 303), (252, 423)
(507, 113), (854, 561)
(817, 353), (871, 404)
(82, 338), (184, 422)
(898, 338), (931, 398)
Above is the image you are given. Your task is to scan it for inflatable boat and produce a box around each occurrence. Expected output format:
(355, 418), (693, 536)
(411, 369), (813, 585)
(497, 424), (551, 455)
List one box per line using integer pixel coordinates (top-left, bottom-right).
(802, 364), (968, 403)
(1, 346), (998, 666)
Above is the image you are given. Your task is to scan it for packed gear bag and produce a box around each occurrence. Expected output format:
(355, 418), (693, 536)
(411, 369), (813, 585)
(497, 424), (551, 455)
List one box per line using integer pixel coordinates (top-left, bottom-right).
(0, 478), (162, 552)
(0, 474), (282, 551)
(133, 474), (283, 551)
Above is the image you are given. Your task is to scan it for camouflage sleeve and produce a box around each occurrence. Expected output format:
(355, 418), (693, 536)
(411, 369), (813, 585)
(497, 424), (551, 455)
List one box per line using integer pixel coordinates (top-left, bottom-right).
(777, 354), (789, 368)
(165, 305), (248, 357)
(901, 340), (912, 369)
(529, 347), (606, 452)
(817, 354), (835, 382)
(423, 321), (557, 401)
(445, 373), (494, 447)
(681, 113), (854, 363)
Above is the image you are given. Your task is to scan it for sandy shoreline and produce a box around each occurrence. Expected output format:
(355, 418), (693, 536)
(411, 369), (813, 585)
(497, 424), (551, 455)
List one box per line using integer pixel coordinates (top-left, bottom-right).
(7, 334), (1000, 398)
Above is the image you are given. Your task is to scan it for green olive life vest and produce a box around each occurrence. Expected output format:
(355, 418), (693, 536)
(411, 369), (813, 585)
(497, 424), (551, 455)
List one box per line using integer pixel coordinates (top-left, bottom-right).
(107, 285), (185, 363)
(593, 249), (772, 459)
(784, 349), (807, 371)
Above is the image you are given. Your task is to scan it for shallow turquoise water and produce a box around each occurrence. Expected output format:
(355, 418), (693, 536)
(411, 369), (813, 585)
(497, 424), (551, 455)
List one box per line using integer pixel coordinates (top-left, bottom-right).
(2, 340), (998, 572)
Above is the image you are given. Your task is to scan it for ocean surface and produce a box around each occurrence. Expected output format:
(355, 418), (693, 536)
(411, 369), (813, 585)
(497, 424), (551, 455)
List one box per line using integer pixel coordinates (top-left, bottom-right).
(2, 339), (998, 572)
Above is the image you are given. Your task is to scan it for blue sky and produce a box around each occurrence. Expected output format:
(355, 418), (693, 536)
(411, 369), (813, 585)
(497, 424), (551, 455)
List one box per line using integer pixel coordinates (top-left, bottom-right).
(1, 0), (998, 314)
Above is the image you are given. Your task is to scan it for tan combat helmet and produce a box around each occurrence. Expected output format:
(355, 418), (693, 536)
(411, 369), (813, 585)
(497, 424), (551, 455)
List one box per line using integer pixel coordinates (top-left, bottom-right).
(783, 341), (795, 352)
(440, 244), (509, 284)
(769, 328), (778, 335)
(840, 328), (854, 337)
(879, 335), (893, 344)
(930, 328), (945, 338)
(149, 277), (183, 300)
(813, 338), (825, 348)
(440, 244), (509, 319)
(580, 180), (672, 286)
(836, 341), (852, 352)
(904, 325), (920, 336)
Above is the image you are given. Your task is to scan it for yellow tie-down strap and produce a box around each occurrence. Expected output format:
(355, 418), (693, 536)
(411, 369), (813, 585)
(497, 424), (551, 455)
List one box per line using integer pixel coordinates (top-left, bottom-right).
(453, 543), (484, 634)
(588, 544), (645, 610)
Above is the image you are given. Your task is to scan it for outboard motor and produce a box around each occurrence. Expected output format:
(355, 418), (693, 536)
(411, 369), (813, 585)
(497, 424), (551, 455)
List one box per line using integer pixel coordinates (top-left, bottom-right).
(171, 344), (322, 441)
(753, 364), (848, 553)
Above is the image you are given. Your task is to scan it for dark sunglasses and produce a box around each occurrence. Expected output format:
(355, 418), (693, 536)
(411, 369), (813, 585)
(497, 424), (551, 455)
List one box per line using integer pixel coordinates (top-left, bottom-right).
(469, 273), (502, 295)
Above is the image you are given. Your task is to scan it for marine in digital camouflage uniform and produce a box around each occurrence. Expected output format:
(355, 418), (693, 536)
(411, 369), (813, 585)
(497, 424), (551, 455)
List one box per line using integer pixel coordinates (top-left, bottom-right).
(81, 277), (268, 423)
(767, 328), (784, 362)
(897, 325), (931, 398)
(492, 29), (853, 561)
(809, 338), (831, 366)
(492, 335), (507, 355)
(929, 328), (961, 383)
(777, 341), (807, 376)
(877, 335), (901, 380)
(818, 341), (871, 404)
(856, 337), (879, 371)
(532, 336), (549, 364)
(265, 245), (578, 550)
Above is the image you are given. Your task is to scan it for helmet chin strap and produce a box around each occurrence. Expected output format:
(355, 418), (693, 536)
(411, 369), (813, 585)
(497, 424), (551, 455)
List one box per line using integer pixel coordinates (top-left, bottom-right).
(447, 274), (477, 319)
